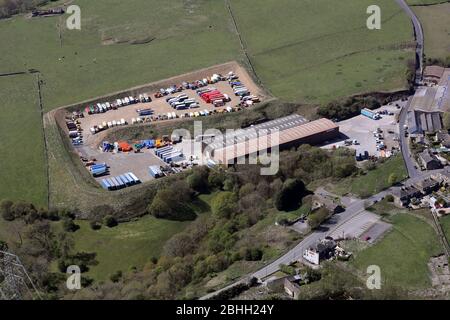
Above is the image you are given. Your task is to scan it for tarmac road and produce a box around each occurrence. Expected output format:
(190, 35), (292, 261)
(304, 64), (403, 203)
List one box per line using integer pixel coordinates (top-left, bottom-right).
(398, 96), (421, 179)
(395, 0), (424, 83)
(396, 0), (424, 179)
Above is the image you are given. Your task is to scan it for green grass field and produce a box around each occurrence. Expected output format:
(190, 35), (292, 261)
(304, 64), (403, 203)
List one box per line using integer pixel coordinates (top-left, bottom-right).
(0, 76), (47, 207)
(68, 216), (190, 281)
(413, 3), (450, 60)
(330, 155), (408, 197)
(352, 213), (442, 289)
(441, 215), (450, 243)
(230, 0), (414, 103)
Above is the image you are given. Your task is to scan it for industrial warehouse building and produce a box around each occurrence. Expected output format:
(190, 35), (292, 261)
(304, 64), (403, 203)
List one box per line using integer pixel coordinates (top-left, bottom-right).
(408, 66), (450, 134)
(408, 109), (443, 134)
(204, 115), (339, 164)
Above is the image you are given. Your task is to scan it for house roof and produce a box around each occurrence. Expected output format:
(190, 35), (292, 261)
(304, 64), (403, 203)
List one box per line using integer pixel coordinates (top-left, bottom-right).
(419, 150), (438, 164)
(414, 178), (439, 190)
(393, 186), (421, 199)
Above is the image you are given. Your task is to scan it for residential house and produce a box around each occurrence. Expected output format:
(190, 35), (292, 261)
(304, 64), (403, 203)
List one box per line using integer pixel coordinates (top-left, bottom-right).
(413, 178), (440, 195)
(419, 150), (443, 170)
(432, 167), (450, 185)
(284, 275), (302, 299)
(392, 186), (422, 207)
(436, 131), (450, 149)
(303, 238), (336, 265)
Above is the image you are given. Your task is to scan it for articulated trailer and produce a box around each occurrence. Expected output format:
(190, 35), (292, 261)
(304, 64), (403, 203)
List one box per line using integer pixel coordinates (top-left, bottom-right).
(361, 108), (380, 120)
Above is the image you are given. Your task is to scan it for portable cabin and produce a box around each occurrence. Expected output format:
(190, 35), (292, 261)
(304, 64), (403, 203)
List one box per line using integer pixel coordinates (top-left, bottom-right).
(120, 174), (132, 186)
(110, 177), (122, 189)
(171, 112), (177, 119)
(107, 178), (116, 190)
(161, 150), (178, 162)
(164, 152), (182, 163)
(149, 165), (163, 178)
(159, 149), (176, 160)
(92, 168), (107, 177)
(123, 173), (135, 186)
(105, 178), (115, 190)
(127, 172), (141, 184)
(116, 99), (123, 107)
(101, 179), (111, 190)
(155, 145), (173, 157)
(114, 176), (125, 187)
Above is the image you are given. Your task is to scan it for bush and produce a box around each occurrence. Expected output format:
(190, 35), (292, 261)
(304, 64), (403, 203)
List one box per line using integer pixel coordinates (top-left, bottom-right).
(211, 192), (237, 219)
(307, 207), (331, 229)
(239, 183), (255, 198)
(317, 96), (381, 121)
(110, 270), (123, 283)
(388, 173), (398, 185)
(0, 240), (8, 251)
(274, 179), (307, 211)
(103, 215), (118, 228)
(279, 264), (296, 276)
(0, 200), (14, 221)
(385, 194), (394, 202)
(62, 218), (79, 232)
(90, 220), (102, 230)
(208, 170), (226, 190)
(187, 167), (209, 193)
(243, 248), (263, 261)
(148, 189), (196, 221)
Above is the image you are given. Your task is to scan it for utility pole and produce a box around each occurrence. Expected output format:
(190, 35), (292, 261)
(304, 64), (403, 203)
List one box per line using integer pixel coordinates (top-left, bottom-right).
(0, 249), (42, 300)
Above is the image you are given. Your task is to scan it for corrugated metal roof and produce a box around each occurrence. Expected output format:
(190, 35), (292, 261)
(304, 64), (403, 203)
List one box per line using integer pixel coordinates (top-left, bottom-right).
(211, 118), (338, 163)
